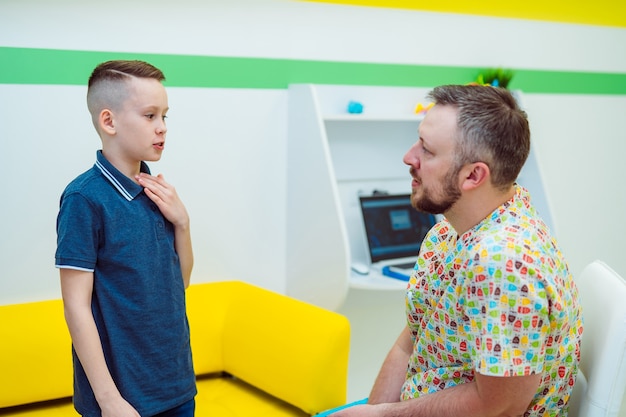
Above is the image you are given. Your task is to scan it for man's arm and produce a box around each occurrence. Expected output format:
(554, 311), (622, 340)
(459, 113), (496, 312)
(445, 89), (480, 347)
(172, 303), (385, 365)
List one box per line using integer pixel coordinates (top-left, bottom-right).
(60, 269), (140, 417)
(368, 325), (413, 404)
(137, 173), (194, 287)
(334, 371), (541, 417)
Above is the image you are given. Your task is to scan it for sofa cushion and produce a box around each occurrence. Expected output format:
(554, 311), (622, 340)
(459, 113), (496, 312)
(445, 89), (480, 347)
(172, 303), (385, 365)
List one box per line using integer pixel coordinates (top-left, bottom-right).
(0, 376), (307, 417)
(196, 375), (308, 416)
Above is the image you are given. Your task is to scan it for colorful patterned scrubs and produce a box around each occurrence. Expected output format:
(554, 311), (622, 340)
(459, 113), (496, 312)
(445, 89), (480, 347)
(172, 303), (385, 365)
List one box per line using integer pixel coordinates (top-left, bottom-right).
(402, 185), (583, 416)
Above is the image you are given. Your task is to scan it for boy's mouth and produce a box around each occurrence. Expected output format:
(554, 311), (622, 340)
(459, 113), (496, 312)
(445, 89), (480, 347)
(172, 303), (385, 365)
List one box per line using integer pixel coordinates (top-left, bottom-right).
(154, 142), (165, 150)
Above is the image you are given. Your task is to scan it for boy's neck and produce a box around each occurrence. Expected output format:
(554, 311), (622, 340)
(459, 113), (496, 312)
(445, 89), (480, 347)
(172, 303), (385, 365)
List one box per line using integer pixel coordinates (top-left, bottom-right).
(101, 149), (142, 182)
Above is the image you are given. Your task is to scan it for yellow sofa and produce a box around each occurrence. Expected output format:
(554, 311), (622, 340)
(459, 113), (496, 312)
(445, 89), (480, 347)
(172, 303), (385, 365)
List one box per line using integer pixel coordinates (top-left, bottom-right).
(0, 281), (350, 416)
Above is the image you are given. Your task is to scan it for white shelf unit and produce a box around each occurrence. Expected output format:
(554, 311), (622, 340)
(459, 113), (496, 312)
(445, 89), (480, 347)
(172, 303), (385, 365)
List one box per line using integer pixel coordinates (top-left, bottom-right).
(286, 84), (554, 310)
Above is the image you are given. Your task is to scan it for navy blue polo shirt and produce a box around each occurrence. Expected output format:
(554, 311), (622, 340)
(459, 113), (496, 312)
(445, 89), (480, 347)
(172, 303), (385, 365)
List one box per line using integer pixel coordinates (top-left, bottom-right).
(56, 151), (196, 417)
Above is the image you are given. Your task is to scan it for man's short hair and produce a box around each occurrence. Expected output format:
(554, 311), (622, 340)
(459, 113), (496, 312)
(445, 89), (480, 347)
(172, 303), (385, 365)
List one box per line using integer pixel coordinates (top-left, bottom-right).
(86, 60), (165, 130)
(428, 85), (530, 190)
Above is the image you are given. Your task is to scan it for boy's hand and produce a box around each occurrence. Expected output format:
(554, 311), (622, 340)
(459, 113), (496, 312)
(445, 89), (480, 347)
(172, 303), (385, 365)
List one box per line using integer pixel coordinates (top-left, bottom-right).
(137, 172), (194, 286)
(100, 396), (141, 417)
(136, 173), (189, 228)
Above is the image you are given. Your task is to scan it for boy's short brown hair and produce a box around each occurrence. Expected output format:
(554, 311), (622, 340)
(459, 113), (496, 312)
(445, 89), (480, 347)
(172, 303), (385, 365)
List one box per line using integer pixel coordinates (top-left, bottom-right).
(86, 60), (165, 130)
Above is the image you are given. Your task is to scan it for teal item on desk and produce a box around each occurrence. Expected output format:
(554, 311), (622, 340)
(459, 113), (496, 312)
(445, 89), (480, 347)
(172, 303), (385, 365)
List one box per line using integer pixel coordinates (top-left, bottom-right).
(315, 398), (368, 416)
(382, 265), (410, 281)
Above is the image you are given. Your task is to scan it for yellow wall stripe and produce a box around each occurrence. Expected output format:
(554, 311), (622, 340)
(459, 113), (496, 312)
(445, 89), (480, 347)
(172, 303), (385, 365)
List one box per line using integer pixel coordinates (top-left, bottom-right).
(303, 0), (626, 28)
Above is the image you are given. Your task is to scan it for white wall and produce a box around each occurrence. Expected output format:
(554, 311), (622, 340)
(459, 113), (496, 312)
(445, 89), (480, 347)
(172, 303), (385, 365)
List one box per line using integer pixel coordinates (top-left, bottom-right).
(1, 0), (625, 408)
(2, 0), (624, 301)
(0, 84), (288, 303)
(522, 94), (626, 278)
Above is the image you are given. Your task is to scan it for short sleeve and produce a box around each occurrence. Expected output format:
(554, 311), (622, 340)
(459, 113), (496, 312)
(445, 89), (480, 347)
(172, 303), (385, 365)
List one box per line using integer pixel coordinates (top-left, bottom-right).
(55, 192), (100, 271)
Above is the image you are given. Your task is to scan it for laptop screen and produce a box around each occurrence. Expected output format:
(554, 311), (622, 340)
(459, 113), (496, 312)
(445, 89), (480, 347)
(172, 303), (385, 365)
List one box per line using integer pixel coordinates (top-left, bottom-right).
(359, 194), (436, 263)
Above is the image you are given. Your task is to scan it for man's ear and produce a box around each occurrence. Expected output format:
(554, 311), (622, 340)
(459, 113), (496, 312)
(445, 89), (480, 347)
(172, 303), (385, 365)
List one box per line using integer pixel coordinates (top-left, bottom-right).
(460, 162), (490, 191)
(99, 109), (116, 135)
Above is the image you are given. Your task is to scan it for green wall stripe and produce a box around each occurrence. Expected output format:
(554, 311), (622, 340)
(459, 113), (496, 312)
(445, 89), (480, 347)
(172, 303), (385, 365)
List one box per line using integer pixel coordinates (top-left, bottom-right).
(1, 47), (625, 94)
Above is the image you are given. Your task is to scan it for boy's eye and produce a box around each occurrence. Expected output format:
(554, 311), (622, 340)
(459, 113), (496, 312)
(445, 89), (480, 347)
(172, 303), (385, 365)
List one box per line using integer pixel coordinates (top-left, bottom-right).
(146, 114), (154, 120)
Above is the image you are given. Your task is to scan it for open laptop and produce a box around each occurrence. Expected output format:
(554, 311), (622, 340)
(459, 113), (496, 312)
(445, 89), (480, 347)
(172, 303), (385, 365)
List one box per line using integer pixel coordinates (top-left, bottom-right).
(359, 193), (436, 279)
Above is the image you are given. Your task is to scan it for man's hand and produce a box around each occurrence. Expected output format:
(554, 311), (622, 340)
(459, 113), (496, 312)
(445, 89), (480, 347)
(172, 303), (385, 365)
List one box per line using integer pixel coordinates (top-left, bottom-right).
(331, 404), (379, 417)
(331, 371), (541, 417)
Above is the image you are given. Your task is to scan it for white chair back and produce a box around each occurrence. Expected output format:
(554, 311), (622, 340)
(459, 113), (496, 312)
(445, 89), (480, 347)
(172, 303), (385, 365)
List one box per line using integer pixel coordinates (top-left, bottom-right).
(569, 260), (626, 417)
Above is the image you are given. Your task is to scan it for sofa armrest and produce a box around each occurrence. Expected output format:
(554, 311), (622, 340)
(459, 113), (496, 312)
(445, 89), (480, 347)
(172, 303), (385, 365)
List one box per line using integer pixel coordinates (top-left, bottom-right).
(0, 299), (73, 408)
(220, 281), (350, 415)
(186, 282), (236, 375)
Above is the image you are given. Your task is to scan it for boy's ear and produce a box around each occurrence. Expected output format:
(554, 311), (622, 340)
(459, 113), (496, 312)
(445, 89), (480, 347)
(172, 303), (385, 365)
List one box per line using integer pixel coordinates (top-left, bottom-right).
(460, 162), (490, 191)
(99, 109), (116, 135)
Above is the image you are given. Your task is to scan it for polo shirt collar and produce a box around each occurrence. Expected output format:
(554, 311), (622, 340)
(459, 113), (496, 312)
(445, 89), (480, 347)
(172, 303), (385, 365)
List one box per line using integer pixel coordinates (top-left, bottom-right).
(94, 150), (151, 201)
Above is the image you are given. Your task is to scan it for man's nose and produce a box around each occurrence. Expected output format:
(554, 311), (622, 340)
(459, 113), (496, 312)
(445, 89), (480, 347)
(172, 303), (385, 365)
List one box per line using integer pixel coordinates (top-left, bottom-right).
(403, 144), (419, 167)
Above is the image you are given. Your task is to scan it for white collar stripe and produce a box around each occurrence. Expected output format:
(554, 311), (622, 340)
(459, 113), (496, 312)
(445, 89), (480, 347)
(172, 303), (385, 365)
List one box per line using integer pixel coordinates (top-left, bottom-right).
(95, 160), (133, 201)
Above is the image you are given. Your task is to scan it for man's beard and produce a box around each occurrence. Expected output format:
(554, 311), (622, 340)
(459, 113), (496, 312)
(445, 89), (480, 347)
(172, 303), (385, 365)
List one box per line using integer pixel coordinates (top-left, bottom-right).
(412, 168), (461, 215)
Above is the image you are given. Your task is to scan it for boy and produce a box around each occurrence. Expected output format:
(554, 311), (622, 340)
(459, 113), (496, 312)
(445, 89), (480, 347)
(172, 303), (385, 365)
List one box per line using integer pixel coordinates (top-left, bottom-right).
(56, 60), (196, 417)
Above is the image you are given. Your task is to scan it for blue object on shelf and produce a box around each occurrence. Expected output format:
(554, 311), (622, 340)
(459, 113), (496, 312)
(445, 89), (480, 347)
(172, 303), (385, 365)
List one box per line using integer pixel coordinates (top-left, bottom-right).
(347, 100), (364, 114)
(381, 266), (410, 281)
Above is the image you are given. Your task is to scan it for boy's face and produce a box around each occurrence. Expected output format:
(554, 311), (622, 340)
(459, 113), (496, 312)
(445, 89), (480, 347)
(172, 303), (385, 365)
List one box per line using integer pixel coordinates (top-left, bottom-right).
(112, 77), (169, 164)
